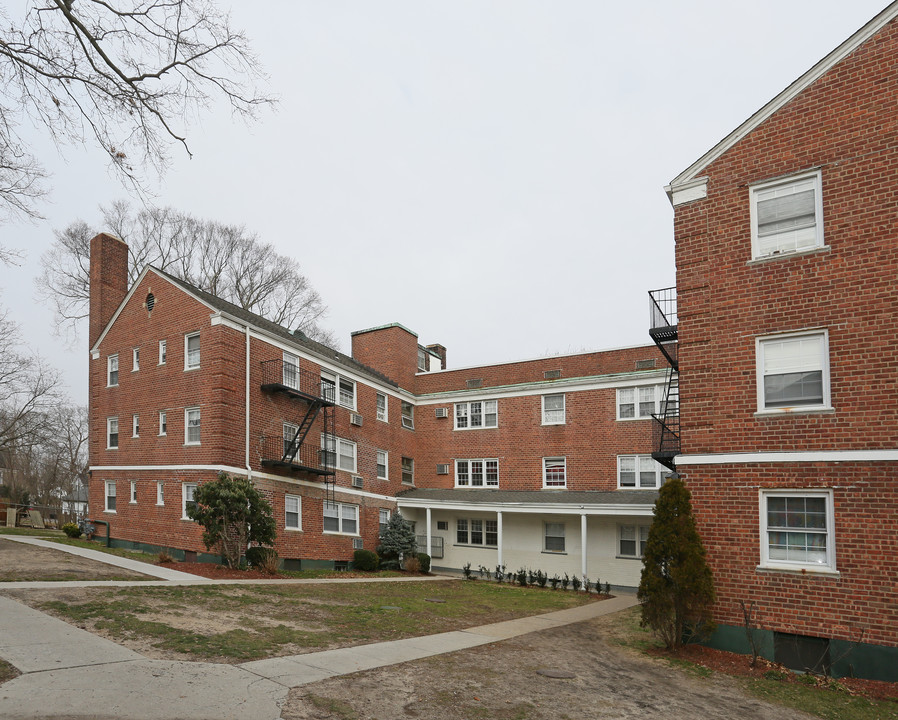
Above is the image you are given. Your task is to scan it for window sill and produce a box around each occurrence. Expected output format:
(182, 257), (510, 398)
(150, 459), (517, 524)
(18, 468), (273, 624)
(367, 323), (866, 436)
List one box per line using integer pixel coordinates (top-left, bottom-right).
(454, 543), (498, 549)
(542, 486), (568, 490)
(159, 433), (167, 437)
(103, 510), (116, 514)
(323, 530), (360, 537)
(184, 365), (200, 372)
(452, 426), (498, 432)
(616, 417), (654, 422)
(156, 503), (164, 507)
(541, 421), (566, 426)
(756, 564), (840, 578)
(107, 384), (119, 389)
(284, 527), (303, 532)
(541, 550), (567, 555)
(184, 442), (201, 447)
(754, 407), (835, 418)
(616, 555), (642, 561)
(616, 486), (660, 491)
(747, 245), (830, 266)
(129, 501), (137, 505)
(107, 447), (118, 451)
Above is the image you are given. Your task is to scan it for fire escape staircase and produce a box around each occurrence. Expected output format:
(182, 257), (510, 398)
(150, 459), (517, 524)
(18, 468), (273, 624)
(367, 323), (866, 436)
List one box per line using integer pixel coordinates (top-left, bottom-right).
(260, 359), (337, 505)
(648, 287), (680, 471)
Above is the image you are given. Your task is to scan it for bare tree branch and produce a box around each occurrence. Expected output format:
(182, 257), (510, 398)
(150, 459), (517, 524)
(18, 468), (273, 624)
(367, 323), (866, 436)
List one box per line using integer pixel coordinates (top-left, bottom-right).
(0, 0), (275, 220)
(37, 202), (337, 347)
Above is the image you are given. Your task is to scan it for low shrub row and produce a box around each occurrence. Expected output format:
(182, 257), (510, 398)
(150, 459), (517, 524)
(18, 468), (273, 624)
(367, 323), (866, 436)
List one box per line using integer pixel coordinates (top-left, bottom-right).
(352, 549), (431, 573)
(462, 563), (612, 594)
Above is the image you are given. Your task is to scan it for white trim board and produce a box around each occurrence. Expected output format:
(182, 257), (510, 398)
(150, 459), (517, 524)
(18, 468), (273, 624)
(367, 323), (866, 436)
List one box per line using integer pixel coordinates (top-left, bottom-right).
(396, 498), (655, 517)
(677, 450), (898, 465)
(667, 2), (898, 200)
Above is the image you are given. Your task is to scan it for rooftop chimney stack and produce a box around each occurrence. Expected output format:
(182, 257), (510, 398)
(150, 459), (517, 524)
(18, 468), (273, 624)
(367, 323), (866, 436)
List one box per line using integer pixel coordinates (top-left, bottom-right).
(89, 233), (129, 348)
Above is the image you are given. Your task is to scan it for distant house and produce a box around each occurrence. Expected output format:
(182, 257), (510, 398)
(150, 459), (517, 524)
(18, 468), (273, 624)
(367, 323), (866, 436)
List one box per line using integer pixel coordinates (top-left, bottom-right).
(654, 2), (898, 682)
(62, 479), (89, 521)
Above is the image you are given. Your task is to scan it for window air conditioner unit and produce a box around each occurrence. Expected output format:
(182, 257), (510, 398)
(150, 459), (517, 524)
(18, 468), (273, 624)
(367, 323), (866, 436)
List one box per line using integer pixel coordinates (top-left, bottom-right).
(352, 475), (364, 488)
(350, 413), (363, 426)
(436, 464), (450, 475)
(352, 538), (364, 550)
(435, 407), (448, 418)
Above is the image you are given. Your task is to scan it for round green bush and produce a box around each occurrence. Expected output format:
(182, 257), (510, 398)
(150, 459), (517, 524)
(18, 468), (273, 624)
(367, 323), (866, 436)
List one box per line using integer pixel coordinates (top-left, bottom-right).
(61, 522), (82, 539)
(353, 549), (380, 571)
(246, 546), (279, 573)
(417, 552), (431, 573)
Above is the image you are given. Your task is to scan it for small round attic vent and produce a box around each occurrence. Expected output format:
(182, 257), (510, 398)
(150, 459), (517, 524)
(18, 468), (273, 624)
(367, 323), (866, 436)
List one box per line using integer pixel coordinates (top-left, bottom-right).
(145, 293), (156, 311)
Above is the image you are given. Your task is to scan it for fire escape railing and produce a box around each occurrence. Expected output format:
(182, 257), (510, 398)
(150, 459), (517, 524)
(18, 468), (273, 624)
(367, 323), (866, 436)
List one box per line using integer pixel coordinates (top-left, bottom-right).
(260, 436), (335, 476)
(648, 287), (680, 470)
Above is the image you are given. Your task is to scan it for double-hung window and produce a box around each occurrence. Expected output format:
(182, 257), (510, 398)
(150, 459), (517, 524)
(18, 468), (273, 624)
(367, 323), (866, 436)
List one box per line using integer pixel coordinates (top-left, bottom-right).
(760, 490), (835, 572)
(107, 417), (119, 449)
(750, 171), (823, 259)
(542, 394), (565, 425)
(376, 450), (388, 480)
(619, 525), (650, 558)
(617, 386), (660, 419)
(104, 481), (116, 512)
(285, 495), (301, 530)
(107, 355), (119, 387)
(320, 435), (356, 473)
(132, 414), (140, 438)
(618, 455), (667, 489)
(159, 340), (167, 365)
(454, 400), (497, 429)
(376, 393), (388, 422)
(321, 371), (355, 409)
(757, 331), (830, 411)
(185, 333), (200, 369)
(159, 411), (167, 436)
(401, 457), (414, 485)
(283, 352), (299, 389)
(182, 483), (197, 519)
(401, 401), (414, 429)
(455, 459), (499, 487)
(323, 501), (358, 535)
(456, 518), (497, 546)
(185, 408), (201, 445)
(132, 348), (140, 372)
(542, 457), (566, 488)
(130, 480), (138, 504)
(283, 423), (299, 457)
(156, 481), (164, 505)
(544, 522), (565, 552)
(379, 509), (390, 537)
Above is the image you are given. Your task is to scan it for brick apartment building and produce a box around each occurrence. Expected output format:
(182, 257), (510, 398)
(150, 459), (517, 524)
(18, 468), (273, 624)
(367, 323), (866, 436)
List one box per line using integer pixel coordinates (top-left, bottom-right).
(653, 3), (898, 681)
(88, 232), (667, 586)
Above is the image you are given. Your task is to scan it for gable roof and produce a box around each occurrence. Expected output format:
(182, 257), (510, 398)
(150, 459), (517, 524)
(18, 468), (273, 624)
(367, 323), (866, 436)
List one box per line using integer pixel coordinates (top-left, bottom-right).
(667, 2), (898, 195)
(91, 265), (398, 389)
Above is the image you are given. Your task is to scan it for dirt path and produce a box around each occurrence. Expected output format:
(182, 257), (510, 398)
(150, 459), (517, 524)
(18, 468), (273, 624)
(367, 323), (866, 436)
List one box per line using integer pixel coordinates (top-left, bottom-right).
(0, 538), (151, 581)
(281, 609), (815, 720)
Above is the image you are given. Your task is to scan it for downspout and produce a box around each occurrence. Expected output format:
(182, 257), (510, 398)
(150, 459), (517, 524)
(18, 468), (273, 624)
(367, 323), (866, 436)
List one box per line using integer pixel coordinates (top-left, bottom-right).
(245, 325), (252, 482)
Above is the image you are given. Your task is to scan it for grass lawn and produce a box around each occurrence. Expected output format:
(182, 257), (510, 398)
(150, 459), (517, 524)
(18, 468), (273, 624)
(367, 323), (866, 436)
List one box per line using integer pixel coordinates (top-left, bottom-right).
(45, 537), (164, 563)
(0, 659), (19, 685)
(0, 527), (64, 537)
(34, 580), (598, 662)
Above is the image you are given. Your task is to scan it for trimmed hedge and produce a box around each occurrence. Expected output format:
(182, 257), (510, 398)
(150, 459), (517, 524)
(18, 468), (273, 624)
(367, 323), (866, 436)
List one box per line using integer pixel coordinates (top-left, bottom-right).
(353, 549), (380, 571)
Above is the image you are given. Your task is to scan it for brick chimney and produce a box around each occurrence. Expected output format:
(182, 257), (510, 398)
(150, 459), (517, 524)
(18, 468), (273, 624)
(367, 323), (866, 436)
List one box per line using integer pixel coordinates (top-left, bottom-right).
(89, 233), (129, 348)
(426, 344), (447, 370)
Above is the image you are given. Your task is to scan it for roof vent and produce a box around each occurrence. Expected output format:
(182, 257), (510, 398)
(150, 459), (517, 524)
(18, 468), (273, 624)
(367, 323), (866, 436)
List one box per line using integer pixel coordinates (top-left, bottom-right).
(145, 293), (155, 312)
(466, 378), (483, 389)
(544, 369), (561, 379)
(293, 329), (307, 339)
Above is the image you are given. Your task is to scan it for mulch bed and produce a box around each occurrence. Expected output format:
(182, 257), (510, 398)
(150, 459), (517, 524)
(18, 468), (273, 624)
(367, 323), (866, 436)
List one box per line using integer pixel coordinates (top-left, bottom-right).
(654, 644), (898, 702)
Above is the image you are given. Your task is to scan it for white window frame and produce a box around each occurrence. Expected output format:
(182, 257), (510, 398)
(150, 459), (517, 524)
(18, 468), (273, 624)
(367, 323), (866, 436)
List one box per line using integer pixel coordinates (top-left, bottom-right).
(185, 407), (201, 445)
(376, 393), (388, 423)
(104, 480), (116, 512)
(454, 459), (499, 488)
(616, 385), (661, 420)
(323, 501), (359, 535)
(401, 457), (414, 485)
(542, 457), (566, 488)
(456, 518), (498, 546)
(182, 482), (197, 520)
(454, 400), (498, 430)
(159, 411), (167, 436)
(750, 171), (824, 260)
(283, 423), (299, 457)
(320, 434), (357, 473)
(401, 401), (414, 429)
(320, 371), (356, 410)
(107, 417), (119, 449)
(107, 354), (119, 387)
(156, 481), (164, 506)
(379, 509), (390, 537)
(132, 347), (140, 372)
(618, 524), (650, 558)
(283, 352), (299, 389)
(617, 455), (668, 489)
(130, 480), (137, 504)
(159, 339), (167, 365)
(759, 489), (836, 573)
(285, 494), (302, 531)
(132, 414), (140, 438)
(376, 450), (388, 480)
(185, 333), (200, 370)
(756, 330), (831, 413)
(544, 522), (565, 553)
(542, 394), (566, 425)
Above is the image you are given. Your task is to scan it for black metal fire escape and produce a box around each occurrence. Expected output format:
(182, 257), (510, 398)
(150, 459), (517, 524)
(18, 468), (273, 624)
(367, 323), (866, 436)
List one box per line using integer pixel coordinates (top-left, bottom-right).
(260, 359), (336, 505)
(648, 287), (680, 471)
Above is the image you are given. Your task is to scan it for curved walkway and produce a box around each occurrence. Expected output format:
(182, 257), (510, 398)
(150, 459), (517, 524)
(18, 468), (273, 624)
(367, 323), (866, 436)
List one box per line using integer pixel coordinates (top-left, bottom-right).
(0, 536), (637, 720)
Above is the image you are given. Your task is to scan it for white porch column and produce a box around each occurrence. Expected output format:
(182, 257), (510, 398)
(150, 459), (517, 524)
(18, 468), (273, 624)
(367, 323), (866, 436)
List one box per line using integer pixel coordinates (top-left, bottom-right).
(426, 507), (432, 557)
(580, 513), (588, 579)
(497, 511), (504, 568)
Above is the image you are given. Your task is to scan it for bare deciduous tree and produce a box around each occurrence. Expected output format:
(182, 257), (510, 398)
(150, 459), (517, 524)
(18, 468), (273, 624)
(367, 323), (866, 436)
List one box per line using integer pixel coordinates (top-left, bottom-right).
(0, 0), (274, 220)
(38, 202), (338, 347)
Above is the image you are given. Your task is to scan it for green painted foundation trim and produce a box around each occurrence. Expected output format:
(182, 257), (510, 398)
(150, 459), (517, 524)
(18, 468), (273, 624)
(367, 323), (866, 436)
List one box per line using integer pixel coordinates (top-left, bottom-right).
(108, 538), (221, 565)
(704, 624), (898, 682)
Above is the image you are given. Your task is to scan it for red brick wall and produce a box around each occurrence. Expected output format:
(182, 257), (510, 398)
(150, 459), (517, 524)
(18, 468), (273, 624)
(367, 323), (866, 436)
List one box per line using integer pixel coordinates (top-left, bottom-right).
(89, 233), (128, 349)
(682, 463), (898, 648)
(351, 325), (420, 391)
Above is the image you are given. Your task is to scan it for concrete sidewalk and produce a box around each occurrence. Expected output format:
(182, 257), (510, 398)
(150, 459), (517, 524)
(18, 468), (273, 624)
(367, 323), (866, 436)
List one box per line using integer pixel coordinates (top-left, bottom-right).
(0, 571), (637, 719)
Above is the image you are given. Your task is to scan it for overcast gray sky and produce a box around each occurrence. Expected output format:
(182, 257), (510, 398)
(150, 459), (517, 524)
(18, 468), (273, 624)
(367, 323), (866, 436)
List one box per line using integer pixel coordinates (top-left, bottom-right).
(1, 0), (888, 405)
